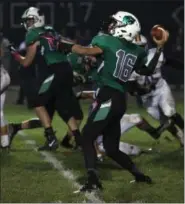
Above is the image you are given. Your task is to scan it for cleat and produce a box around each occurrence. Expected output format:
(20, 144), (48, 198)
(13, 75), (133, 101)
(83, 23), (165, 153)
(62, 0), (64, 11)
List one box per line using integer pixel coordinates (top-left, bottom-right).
(74, 170), (103, 193)
(8, 124), (19, 147)
(135, 174), (152, 184)
(74, 181), (102, 194)
(38, 139), (59, 151)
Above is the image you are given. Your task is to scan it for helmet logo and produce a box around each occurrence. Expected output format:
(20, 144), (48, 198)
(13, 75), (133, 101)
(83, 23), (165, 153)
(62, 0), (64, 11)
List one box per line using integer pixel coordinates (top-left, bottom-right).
(122, 16), (135, 26)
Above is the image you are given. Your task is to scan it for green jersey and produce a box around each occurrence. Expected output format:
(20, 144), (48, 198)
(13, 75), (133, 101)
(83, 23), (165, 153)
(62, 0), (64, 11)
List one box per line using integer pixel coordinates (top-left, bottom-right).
(25, 26), (67, 65)
(91, 35), (147, 93)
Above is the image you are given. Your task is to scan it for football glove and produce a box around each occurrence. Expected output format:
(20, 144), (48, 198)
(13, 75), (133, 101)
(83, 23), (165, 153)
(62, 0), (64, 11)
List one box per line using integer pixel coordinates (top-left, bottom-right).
(8, 44), (22, 61)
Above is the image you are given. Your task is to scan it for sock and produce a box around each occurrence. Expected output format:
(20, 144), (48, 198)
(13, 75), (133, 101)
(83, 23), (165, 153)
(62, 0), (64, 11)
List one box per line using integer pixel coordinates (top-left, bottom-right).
(44, 127), (56, 141)
(156, 119), (173, 135)
(171, 113), (184, 130)
(1, 134), (9, 147)
(12, 123), (22, 132)
(71, 129), (81, 146)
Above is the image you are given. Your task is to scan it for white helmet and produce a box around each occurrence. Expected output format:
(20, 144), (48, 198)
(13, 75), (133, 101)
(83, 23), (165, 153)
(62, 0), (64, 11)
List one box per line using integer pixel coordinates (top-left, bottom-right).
(109, 11), (141, 41)
(21, 7), (45, 30)
(133, 34), (148, 51)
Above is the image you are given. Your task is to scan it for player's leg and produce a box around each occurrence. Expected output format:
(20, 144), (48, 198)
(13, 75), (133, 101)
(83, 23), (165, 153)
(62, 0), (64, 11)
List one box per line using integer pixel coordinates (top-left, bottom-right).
(9, 96), (57, 149)
(121, 113), (160, 139)
(159, 83), (184, 132)
(56, 90), (83, 149)
(158, 82), (184, 145)
(103, 119), (152, 184)
(60, 93), (83, 149)
(8, 79), (55, 149)
(0, 92), (9, 149)
(96, 135), (142, 158)
(0, 67), (11, 149)
(95, 114), (150, 159)
(78, 87), (151, 193)
(61, 120), (82, 149)
(9, 118), (42, 146)
(33, 74), (59, 151)
(54, 63), (83, 149)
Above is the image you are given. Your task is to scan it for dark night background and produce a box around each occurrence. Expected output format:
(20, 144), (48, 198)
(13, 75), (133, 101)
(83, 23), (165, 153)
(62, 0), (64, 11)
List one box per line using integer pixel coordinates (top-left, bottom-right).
(0, 0), (184, 85)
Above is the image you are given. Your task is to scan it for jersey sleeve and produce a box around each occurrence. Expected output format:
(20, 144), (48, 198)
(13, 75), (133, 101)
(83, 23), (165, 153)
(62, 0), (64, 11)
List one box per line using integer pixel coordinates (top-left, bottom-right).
(25, 30), (40, 46)
(91, 35), (108, 51)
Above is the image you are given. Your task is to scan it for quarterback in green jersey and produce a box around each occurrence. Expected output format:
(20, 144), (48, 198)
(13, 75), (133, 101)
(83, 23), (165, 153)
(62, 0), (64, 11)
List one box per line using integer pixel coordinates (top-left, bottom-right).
(69, 11), (169, 192)
(9, 7), (82, 151)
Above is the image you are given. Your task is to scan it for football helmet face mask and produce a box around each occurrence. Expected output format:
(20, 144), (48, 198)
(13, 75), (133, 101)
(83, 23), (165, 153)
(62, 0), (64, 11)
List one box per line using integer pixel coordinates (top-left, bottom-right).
(21, 7), (45, 30)
(109, 11), (141, 41)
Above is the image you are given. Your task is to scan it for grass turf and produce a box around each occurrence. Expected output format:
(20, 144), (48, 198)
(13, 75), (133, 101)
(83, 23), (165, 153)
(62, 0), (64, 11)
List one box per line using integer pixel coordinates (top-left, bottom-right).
(1, 100), (184, 203)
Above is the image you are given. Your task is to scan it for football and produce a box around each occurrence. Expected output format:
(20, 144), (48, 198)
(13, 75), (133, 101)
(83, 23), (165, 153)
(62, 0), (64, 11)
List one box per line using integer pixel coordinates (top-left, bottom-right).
(150, 25), (166, 40)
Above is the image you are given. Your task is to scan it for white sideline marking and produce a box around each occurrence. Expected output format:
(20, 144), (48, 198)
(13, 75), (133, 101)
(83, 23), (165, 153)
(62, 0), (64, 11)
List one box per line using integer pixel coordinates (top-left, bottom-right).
(18, 131), (104, 203)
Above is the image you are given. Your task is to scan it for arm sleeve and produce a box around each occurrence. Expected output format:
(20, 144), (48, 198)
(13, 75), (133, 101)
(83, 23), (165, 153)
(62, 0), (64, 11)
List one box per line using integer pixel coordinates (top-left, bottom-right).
(136, 48), (163, 76)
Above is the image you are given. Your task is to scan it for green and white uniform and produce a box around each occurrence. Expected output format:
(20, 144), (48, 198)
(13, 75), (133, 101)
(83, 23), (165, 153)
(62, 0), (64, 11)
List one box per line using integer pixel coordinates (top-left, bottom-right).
(25, 26), (67, 65)
(91, 34), (147, 93)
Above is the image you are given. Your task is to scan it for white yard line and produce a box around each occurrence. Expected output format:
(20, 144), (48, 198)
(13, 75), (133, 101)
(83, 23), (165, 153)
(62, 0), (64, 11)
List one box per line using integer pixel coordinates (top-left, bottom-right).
(18, 131), (105, 203)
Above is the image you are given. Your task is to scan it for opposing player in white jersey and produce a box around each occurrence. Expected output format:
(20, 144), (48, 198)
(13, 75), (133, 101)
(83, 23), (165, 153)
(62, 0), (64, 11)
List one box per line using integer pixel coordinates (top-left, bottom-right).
(130, 34), (184, 146)
(0, 46), (11, 149)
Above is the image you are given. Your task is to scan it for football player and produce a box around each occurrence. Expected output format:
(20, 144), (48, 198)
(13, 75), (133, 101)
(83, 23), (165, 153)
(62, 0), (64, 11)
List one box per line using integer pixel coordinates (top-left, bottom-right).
(61, 11), (169, 192)
(9, 7), (82, 151)
(0, 44), (11, 149)
(130, 34), (184, 146)
(76, 56), (159, 159)
(9, 52), (84, 149)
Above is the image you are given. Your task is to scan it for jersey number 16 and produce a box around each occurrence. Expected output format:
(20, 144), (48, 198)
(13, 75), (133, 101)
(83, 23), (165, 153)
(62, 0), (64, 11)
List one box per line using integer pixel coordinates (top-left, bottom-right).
(113, 49), (137, 82)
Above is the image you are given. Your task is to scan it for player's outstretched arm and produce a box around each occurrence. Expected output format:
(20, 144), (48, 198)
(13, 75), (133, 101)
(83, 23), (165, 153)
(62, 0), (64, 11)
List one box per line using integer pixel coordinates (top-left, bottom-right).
(72, 45), (103, 56)
(137, 28), (169, 75)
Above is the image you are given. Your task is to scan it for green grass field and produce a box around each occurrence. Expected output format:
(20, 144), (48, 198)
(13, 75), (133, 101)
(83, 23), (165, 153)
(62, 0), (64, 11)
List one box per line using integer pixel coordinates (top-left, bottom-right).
(1, 100), (184, 203)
